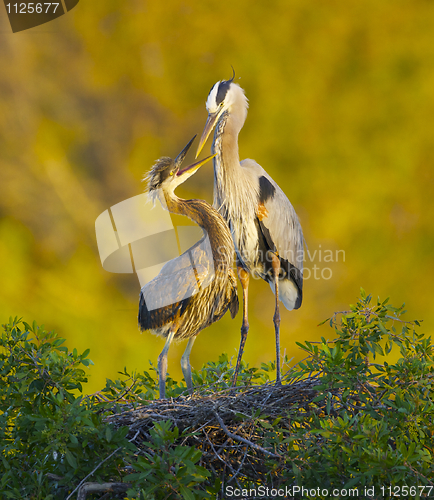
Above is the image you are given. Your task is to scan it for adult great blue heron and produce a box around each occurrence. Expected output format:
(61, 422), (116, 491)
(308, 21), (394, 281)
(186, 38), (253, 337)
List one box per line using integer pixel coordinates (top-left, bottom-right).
(139, 137), (239, 399)
(196, 76), (304, 385)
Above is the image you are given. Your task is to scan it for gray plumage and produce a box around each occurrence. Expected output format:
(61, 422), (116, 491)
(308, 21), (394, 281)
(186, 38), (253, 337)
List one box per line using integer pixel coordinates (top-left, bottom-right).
(196, 78), (304, 384)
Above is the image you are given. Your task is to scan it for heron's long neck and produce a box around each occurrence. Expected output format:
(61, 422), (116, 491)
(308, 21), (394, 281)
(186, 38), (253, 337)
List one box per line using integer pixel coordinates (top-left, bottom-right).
(213, 110), (241, 172)
(164, 194), (233, 269)
(212, 111), (256, 223)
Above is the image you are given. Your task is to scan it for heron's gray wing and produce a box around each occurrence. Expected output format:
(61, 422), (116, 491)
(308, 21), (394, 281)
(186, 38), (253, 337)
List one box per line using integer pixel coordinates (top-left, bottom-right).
(138, 235), (214, 331)
(241, 160), (304, 269)
(158, 233), (214, 286)
(241, 159), (304, 298)
(138, 286), (184, 332)
(138, 264), (208, 331)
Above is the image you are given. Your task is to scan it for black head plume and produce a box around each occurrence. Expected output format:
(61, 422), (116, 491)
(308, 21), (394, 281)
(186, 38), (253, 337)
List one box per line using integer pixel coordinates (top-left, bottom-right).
(229, 65), (235, 83)
(216, 68), (236, 106)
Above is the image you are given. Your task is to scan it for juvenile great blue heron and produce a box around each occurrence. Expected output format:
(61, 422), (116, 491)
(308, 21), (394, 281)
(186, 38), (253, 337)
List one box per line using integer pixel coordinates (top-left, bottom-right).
(196, 76), (304, 385)
(139, 137), (239, 399)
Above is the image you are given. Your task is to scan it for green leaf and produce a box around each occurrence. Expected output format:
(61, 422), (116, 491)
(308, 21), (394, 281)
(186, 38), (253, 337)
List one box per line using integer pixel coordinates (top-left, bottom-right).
(259, 420), (273, 429)
(180, 485), (195, 500)
(65, 450), (78, 469)
(326, 393), (331, 414)
(52, 338), (66, 347)
(344, 476), (361, 489)
(1, 456), (10, 470)
(105, 426), (112, 443)
(378, 323), (388, 335)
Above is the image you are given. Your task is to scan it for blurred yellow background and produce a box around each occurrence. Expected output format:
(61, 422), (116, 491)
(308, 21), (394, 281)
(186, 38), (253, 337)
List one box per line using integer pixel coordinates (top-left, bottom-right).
(1, 0), (433, 393)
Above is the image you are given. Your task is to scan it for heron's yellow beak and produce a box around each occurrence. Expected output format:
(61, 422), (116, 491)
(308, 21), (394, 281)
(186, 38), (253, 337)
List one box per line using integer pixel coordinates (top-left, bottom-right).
(195, 112), (219, 159)
(176, 153), (217, 177)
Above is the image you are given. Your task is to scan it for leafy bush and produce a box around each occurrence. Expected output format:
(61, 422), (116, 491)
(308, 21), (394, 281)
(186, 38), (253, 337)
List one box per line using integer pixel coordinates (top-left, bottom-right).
(1, 290), (433, 499)
(290, 289), (434, 488)
(0, 318), (133, 499)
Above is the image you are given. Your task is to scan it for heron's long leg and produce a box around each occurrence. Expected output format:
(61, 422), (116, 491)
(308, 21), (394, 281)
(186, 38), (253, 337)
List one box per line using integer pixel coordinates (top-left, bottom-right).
(270, 253), (282, 385)
(233, 266), (250, 386)
(158, 327), (176, 399)
(181, 337), (196, 395)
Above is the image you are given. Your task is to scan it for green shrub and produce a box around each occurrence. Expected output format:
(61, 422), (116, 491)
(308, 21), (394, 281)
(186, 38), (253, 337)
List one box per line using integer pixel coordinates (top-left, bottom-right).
(0, 318), (133, 499)
(1, 290), (433, 499)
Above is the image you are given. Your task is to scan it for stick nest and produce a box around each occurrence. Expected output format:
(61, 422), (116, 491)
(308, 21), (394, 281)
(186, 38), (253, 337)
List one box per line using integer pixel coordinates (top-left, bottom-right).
(106, 377), (325, 487)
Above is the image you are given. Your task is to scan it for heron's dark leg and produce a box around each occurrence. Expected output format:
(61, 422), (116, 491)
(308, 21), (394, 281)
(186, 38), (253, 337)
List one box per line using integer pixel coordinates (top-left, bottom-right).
(158, 328), (176, 399)
(270, 252), (282, 385)
(233, 266), (249, 386)
(181, 337), (196, 395)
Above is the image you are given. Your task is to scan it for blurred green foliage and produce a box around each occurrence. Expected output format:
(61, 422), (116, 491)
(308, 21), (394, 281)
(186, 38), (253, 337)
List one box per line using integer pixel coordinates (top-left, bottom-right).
(0, 1), (434, 391)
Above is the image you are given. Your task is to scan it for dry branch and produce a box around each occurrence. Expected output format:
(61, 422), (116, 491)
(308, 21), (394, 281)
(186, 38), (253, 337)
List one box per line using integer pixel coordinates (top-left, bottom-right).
(77, 482), (131, 500)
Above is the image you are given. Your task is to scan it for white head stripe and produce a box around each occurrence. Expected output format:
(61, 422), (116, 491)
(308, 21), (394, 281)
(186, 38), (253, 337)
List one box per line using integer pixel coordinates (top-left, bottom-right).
(206, 81), (221, 113)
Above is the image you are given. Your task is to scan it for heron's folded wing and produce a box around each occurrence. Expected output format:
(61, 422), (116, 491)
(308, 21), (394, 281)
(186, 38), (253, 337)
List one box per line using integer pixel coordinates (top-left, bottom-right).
(241, 160), (304, 304)
(241, 159), (304, 273)
(138, 261), (210, 331)
(139, 228), (217, 331)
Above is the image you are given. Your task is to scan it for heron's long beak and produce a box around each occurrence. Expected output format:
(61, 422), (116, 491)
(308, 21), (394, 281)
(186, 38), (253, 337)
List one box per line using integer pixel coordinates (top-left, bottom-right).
(195, 112), (219, 159)
(174, 134), (197, 168)
(177, 154), (217, 177)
